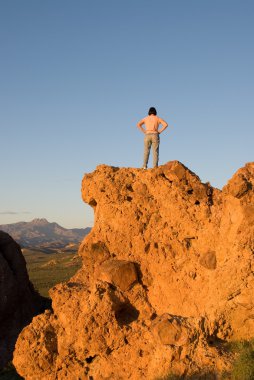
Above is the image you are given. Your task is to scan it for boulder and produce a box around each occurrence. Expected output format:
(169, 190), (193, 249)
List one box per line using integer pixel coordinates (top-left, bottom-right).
(151, 314), (198, 346)
(199, 250), (217, 270)
(96, 259), (138, 291)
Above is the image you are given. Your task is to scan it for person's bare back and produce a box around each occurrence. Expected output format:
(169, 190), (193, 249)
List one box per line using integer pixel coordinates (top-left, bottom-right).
(137, 107), (168, 168)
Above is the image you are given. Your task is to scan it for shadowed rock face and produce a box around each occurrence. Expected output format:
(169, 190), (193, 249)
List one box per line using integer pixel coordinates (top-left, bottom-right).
(0, 231), (43, 368)
(13, 161), (254, 379)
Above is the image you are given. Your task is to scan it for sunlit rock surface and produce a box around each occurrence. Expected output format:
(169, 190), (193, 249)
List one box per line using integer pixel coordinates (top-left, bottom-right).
(14, 161), (254, 379)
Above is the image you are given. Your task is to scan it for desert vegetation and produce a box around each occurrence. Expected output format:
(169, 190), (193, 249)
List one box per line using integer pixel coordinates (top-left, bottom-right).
(228, 339), (254, 380)
(23, 248), (82, 297)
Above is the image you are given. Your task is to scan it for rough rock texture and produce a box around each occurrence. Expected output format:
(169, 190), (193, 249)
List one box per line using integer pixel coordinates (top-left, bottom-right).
(14, 161), (254, 379)
(0, 231), (43, 368)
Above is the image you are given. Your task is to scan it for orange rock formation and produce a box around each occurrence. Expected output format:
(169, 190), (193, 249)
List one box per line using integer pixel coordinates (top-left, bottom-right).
(13, 161), (254, 379)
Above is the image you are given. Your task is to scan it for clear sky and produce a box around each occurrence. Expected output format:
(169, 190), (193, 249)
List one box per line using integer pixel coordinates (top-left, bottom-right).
(1, 0), (253, 228)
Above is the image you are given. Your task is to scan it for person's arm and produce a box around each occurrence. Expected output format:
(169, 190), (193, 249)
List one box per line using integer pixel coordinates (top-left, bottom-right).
(158, 118), (168, 134)
(137, 119), (146, 134)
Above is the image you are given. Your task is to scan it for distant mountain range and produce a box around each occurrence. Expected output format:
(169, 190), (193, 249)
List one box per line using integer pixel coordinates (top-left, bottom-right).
(0, 218), (91, 252)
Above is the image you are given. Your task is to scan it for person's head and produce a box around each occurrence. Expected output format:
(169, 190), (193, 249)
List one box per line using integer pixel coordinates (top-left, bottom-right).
(148, 107), (157, 116)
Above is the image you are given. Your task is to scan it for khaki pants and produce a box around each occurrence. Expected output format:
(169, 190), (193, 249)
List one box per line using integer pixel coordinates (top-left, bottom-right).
(143, 133), (160, 168)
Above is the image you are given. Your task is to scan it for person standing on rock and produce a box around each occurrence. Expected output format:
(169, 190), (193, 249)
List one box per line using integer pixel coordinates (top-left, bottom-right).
(137, 107), (168, 169)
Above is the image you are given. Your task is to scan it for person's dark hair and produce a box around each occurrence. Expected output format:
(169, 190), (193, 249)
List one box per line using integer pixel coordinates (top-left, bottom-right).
(148, 107), (157, 115)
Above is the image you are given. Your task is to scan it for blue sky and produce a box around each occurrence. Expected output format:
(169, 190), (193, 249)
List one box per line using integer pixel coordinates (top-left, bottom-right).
(1, 0), (253, 228)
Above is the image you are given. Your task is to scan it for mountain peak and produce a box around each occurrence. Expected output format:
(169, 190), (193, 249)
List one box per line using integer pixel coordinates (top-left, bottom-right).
(31, 218), (49, 225)
(0, 219), (91, 250)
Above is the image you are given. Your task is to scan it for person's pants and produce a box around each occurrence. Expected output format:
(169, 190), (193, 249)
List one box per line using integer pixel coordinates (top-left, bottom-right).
(143, 133), (160, 168)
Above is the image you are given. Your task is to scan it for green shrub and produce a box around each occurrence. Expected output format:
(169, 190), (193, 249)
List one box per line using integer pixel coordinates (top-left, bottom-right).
(231, 339), (254, 380)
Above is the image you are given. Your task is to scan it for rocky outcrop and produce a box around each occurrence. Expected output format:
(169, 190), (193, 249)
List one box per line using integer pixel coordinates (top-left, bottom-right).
(13, 161), (254, 379)
(0, 231), (44, 368)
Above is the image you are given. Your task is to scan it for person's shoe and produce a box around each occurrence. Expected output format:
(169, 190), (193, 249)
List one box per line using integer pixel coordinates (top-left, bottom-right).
(142, 166), (147, 169)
